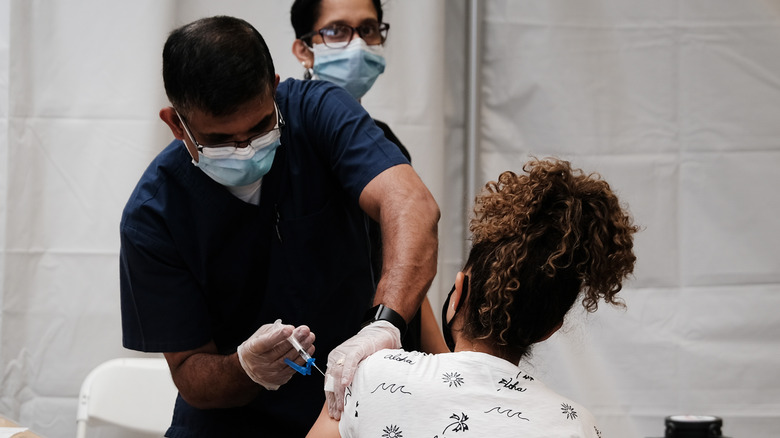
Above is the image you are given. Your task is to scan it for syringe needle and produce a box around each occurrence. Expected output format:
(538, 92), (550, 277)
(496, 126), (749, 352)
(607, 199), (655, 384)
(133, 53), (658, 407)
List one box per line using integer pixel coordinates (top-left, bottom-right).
(312, 362), (326, 377)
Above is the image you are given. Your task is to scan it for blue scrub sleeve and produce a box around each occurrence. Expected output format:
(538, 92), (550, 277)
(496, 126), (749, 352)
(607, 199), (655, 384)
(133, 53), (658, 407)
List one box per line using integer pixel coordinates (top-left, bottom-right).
(294, 81), (410, 202)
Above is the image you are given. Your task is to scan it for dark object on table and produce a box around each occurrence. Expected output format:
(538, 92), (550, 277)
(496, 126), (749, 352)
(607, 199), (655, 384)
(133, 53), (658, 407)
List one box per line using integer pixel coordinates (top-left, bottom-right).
(663, 415), (730, 438)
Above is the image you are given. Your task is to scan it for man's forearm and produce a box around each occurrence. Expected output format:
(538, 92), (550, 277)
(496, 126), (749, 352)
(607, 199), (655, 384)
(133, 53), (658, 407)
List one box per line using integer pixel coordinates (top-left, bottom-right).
(358, 164), (440, 321)
(373, 228), (438, 322)
(164, 343), (260, 409)
(374, 177), (440, 320)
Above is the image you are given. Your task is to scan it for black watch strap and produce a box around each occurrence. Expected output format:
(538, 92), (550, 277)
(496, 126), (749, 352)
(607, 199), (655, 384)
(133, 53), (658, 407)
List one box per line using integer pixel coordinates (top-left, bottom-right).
(362, 304), (407, 337)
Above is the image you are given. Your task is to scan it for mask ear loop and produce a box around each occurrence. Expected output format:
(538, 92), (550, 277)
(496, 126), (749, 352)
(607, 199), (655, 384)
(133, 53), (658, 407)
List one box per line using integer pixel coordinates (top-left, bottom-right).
(445, 274), (469, 322)
(454, 275), (469, 315)
(441, 274), (470, 352)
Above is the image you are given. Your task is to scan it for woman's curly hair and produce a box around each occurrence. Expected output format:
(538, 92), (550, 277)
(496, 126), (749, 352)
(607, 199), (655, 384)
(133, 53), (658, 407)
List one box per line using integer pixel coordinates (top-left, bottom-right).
(460, 158), (638, 358)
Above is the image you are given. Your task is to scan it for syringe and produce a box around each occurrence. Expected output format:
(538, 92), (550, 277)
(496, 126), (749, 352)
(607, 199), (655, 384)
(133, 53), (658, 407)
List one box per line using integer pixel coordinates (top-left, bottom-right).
(287, 333), (325, 377)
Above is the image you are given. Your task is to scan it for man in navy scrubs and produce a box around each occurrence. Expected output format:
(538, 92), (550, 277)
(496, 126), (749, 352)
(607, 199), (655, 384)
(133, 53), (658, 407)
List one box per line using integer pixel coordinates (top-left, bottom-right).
(119, 16), (439, 437)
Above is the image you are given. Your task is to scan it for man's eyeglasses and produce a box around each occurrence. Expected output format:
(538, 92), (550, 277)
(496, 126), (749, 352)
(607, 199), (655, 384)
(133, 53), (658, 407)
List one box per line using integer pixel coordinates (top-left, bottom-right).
(301, 22), (389, 49)
(176, 101), (285, 159)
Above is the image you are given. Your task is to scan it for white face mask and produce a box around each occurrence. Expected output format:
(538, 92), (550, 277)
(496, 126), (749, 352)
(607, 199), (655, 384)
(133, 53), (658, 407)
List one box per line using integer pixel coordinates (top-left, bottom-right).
(311, 38), (386, 100)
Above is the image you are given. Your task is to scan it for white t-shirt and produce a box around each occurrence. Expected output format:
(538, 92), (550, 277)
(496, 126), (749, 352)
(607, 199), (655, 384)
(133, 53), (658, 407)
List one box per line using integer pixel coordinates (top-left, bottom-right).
(339, 349), (602, 438)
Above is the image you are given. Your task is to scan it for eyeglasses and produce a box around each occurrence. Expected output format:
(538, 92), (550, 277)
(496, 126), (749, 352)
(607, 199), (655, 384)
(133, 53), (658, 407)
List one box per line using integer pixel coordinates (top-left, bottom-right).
(176, 101), (285, 158)
(301, 22), (389, 49)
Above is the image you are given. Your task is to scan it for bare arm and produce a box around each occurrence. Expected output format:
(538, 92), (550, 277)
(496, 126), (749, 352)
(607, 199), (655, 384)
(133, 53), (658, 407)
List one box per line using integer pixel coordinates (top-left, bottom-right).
(306, 403), (342, 438)
(420, 296), (449, 354)
(358, 164), (440, 322)
(163, 341), (259, 409)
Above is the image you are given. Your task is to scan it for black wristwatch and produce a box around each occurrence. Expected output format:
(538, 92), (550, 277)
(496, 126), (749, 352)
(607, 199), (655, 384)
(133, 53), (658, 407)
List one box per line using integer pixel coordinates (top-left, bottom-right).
(362, 304), (407, 337)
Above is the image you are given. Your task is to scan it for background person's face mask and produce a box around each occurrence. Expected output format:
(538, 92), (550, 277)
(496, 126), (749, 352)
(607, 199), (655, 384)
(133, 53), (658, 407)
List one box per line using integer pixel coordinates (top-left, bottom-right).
(194, 131), (281, 187)
(311, 38), (386, 100)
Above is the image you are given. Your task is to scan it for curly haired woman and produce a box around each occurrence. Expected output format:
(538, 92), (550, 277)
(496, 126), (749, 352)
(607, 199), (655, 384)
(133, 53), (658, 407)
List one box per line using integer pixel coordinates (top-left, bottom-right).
(307, 158), (639, 437)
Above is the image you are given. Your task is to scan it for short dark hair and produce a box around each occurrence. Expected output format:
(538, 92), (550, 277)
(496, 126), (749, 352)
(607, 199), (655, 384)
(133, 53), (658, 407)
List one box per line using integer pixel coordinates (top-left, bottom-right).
(461, 158), (639, 360)
(162, 16), (276, 117)
(290, 0), (384, 42)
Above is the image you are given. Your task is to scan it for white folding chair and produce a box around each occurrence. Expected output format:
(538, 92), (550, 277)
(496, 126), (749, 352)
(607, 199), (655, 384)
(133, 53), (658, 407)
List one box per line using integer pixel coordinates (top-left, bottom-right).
(76, 357), (178, 438)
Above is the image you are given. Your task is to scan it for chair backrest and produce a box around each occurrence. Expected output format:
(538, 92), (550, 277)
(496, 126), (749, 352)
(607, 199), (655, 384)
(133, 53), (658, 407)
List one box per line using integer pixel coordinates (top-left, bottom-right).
(76, 357), (178, 438)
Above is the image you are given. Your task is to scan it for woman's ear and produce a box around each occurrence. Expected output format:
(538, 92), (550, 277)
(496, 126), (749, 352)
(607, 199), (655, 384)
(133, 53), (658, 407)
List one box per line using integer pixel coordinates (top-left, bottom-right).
(447, 271), (467, 323)
(292, 39), (314, 69)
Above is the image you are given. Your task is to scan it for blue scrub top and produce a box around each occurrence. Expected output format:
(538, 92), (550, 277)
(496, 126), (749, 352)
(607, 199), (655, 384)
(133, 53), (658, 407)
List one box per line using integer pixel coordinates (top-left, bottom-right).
(120, 78), (409, 437)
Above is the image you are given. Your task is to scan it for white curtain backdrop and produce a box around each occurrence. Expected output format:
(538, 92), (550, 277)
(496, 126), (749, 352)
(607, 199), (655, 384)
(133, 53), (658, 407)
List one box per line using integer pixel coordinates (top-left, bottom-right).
(476, 3), (780, 438)
(1, 1), (778, 437)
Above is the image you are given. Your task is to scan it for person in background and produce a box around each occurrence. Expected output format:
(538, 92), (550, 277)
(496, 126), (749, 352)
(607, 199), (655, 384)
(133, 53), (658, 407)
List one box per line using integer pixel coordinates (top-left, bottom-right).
(290, 0), (449, 361)
(119, 16), (439, 436)
(306, 157), (639, 437)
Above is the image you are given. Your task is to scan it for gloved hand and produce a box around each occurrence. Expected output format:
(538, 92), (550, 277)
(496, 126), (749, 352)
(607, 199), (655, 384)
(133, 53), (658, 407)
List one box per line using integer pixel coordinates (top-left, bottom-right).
(237, 320), (315, 390)
(324, 320), (401, 419)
